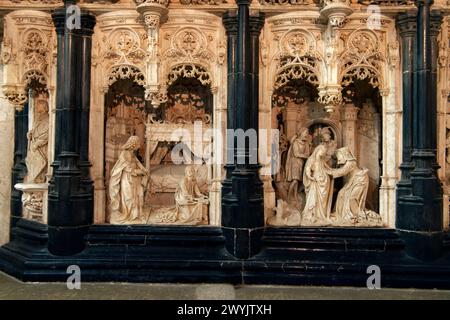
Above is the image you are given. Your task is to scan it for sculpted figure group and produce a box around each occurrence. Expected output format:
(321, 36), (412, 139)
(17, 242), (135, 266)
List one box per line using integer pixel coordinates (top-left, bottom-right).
(270, 127), (382, 227)
(109, 136), (209, 225)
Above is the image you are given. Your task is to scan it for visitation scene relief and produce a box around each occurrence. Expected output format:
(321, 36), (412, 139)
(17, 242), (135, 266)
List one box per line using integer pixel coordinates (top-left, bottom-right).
(267, 28), (385, 228)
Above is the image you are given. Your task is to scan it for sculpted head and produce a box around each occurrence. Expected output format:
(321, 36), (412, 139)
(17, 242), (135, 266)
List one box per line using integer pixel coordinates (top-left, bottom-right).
(335, 147), (356, 165)
(297, 126), (309, 140)
(320, 127), (333, 143)
(122, 136), (140, 151)
(35, 98), (48, 114)
(313, 144), (327, 159)
(185, 166), (196, 180)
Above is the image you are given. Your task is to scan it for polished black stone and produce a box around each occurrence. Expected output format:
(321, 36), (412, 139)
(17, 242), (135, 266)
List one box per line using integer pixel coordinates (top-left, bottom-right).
(47, 4), (96, 256)
(1, 221), (450, 288)
(10, 103), (28, 229)
(221, 5), (265, 259)
(396, 1), (444, 261)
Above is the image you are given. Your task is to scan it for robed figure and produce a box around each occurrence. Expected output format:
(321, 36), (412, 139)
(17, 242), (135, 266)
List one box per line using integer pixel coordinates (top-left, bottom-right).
(109, 136), (148, 224)
(326, 147), (382, 225)
(175, 166), (209, 224)
(25, 99), (49, 183)
(285, 126), (310, 203)
(301, 144), (333, 225)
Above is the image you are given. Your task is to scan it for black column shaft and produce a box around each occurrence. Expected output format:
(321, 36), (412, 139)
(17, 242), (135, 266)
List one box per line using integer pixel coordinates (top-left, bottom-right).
(10, 103), (28, 228)
(48, 1), (95, 256)
(221, 1), (264, 259)
(396, 1), (443, 261)
(396, 12), (416, 194)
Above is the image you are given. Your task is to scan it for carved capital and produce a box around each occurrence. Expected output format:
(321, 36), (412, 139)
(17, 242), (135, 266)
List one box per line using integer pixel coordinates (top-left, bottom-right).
(343, 104), (359, 121)
(320, 0), (353, 29)
(223, 12), (238, 36)
(318, 86), (343, 113)
(379, 88), (390, 97)
(396, 12), (417, 38)
(3, 87), (28, 109)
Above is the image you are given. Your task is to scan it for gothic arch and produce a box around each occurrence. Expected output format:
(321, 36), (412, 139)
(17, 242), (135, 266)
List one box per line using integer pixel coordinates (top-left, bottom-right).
(107, 64), (146, 87)
(166, 63), (212, 87)
(339, 29), (385, 89)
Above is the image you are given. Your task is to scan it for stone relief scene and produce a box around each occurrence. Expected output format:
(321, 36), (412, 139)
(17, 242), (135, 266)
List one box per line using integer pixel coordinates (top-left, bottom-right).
(105, 75), (212, 226)
(267, 64), (383, 228)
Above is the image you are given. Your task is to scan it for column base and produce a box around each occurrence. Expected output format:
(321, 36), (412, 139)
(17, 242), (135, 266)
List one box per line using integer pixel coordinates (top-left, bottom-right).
(397, 229), (444, 261)
(222, 226), (264, 259)
(47, 225), (90, 256)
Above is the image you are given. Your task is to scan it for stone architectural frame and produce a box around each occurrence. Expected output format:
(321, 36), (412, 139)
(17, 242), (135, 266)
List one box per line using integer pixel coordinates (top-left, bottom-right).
(0, 0), (446, 233)
(260, 11), (401, 227)
(0, 10), (56, 228)
(89, 9), (226, 225)
(437, 15), (450, 229)
(158, 9), (226, 226)
(90, 10), (149, 223)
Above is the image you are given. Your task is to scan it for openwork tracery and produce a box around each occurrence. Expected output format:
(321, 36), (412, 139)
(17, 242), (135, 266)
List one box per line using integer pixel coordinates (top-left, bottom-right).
(108, 65), (146, 87)
(167, 64), (212, 86)
(340, 30), (384, 88)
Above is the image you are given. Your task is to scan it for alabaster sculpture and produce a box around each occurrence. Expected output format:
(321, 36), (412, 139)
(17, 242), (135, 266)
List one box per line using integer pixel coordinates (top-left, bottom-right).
(285, 126), (310, 204)
(148, 166), (209, 225)
(25, 97), (49, 184)
(269, 123), (382, 227)
(15, 95), (49, 223)
(326, 147), (382, 226)
(109, 135), (149, 224)
(302, 144), (334, 226)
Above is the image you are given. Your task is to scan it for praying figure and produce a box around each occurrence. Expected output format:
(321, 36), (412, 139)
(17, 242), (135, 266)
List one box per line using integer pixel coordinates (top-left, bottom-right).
(109, 136), (148, 224)
(301, 144), (333, 226)
(326, 147), (382, 226)
(25, 98), (49, 184)
(175, 166), (209, 225)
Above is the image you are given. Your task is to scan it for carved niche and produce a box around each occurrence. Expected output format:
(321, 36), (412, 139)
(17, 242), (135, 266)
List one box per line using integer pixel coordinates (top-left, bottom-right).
(2, 10), (54, 107)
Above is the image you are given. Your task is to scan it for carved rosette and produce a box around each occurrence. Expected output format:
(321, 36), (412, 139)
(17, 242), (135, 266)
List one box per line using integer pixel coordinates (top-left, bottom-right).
(3, 88), (28, 109)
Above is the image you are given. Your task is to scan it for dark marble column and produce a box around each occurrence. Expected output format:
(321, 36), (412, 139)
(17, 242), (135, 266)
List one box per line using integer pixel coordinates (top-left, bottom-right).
(222, 11), (238, 200)
(48, 0), (96, 256)
(396, 11), (416, 197)
(10, 103), (28, 228)
(221, 1), (264, 259)
(396, 0), (443, 261)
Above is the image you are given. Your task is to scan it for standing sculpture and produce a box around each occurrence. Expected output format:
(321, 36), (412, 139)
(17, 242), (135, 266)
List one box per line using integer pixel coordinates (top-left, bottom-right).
(301, 144), (333, 225)
(326, 147), (382, 226)
(25, 98), (49, 183)
(285, 126), (311, 203)
(109, 136), (149, 224)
